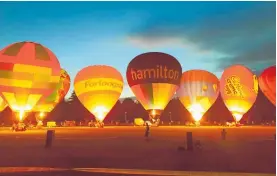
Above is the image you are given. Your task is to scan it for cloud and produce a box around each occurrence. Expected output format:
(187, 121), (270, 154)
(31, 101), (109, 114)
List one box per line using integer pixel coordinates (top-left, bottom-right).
(128, 36), (183, 48)
(217, 40), (276, 70)
(127, 35), (216, 56)
(127, 2), (276, 72)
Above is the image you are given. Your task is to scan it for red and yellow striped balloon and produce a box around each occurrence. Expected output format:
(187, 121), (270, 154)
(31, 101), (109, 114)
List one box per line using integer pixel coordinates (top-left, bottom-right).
(0, 41), (61, 121)
(74, 65), (123, 122)
(33, 68), (71, 114)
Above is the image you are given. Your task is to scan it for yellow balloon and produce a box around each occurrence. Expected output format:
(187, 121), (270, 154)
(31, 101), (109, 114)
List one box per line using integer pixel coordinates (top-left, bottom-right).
(220, 65), (258, 122)
(0, 96), (7, 112)
(74, 65), (123, 122)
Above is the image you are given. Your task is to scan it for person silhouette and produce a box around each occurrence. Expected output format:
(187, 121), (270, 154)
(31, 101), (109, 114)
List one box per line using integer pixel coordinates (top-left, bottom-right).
(145, 122), (150, 138)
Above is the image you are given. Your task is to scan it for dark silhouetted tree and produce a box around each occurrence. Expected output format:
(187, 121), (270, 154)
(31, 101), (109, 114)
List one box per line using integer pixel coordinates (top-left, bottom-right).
(47, 98), (69, 122)
(119, 98), (139, 122)
(162, 98), (191, 123)
(66, 91), (93, 121)
(203, 95), (233, 123)
(105, 100), (122, 123)
(133, 101), (148, 121)
(246, 88), (275, 123)
(0, 106), (13, 125)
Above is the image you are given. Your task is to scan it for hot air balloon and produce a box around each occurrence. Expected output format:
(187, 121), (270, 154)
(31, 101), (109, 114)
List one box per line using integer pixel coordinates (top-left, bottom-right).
(177, 70), (219, 124)
(126, 52), (182, 125)
(74, 65), (123, 127)
(0, 41), (61, 122)
(0, 96), (7, 112)
(33, 68), (71, 120)
(259, 65), (276, 106)
(220, 64), (258, 123)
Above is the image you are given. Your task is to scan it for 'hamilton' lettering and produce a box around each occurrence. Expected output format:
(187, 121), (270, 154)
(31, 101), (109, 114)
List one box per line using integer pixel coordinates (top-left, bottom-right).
(130, 65), (180, 81)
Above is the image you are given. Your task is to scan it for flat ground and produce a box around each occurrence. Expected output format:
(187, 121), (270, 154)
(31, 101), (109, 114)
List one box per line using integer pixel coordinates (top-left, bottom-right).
(0, 126), (275, 175)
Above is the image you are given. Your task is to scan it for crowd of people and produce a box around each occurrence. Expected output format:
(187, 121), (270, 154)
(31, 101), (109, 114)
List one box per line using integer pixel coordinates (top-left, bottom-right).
(5, 118), (276, 131)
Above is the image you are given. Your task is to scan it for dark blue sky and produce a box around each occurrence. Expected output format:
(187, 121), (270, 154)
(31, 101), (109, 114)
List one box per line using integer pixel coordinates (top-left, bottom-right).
(0, 1), (275, 98)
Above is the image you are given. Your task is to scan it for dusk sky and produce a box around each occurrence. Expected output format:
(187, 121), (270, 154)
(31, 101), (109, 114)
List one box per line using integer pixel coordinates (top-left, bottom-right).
(0, 1), (275, 98)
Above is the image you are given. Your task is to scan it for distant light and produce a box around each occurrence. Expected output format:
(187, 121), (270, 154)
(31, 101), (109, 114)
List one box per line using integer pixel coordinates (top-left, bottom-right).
(151, 109), (156, 116)
(39, 112), (45, 119)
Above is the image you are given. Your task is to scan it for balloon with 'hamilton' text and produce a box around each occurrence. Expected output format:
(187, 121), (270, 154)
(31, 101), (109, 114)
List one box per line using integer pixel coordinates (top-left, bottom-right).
(126, 52), (182, 119)
(220, 64), (258, 123)
(74, 65), (124, 123)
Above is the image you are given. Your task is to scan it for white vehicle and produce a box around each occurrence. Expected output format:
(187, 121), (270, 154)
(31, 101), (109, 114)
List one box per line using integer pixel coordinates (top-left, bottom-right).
(47, 121), (57, 128)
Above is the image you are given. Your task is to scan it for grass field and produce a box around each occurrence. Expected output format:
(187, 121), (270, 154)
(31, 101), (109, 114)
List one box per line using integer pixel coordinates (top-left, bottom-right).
(0, 126), (275, 175)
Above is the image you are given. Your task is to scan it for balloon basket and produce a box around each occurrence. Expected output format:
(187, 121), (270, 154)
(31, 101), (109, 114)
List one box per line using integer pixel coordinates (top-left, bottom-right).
(11, 122), (27, 132)
(194, 121), (200, 127)
(95, 121), (104, 128)
(235, 123), (243, 127)
(149, 118), (160, 127)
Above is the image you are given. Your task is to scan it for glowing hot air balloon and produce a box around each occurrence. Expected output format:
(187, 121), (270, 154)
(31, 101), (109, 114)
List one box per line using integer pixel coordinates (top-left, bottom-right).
(74, 65), (123, 125)
(126, 52), (182, 124)
(0, 42), (61, 121)
(259, 65), (276, 106)
(33, 68), (71, 119)
(177, 70), (219, 123)
(0, 96), (7, 112)
(220, 64), (258, 123)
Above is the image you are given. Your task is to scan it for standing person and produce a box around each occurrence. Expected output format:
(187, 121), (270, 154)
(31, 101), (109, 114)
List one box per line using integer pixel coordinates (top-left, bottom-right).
(12, 122), (16, 131)
(145, 122), (150, 140)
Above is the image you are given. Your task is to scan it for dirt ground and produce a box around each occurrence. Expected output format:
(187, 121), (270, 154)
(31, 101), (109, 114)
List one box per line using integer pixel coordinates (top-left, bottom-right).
(0, 126), (275, 174)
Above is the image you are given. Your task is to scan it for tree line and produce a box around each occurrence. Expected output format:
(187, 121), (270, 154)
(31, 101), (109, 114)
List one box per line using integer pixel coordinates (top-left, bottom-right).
(0, 89), (275, 125)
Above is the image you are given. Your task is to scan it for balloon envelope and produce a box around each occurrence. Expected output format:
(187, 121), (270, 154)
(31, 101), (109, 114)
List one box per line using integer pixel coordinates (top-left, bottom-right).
(33, 68), (71, 113)
(0, 96), (7, 112)
(259, 65), (276, 106)
(126, 52), (182, 117)
(177, 70), (219, 122)
(74, 65), (123, 122)
(220, 65), (258, 122)
(0, 41), (61, 121)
